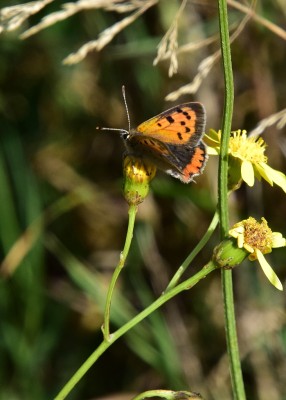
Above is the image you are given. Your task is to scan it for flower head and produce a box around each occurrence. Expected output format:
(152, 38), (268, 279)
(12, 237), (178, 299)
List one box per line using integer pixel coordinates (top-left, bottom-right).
(205, 129), (286, 192)
(123, 155), (156, 205)
(229, 217), (285, 290)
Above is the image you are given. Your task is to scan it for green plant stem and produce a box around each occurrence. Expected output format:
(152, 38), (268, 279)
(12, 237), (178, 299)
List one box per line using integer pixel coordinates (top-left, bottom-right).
(102, 204), (137, 340)
(54, 260), (217, 400)
(217, 2), (233, 230)
(166, 209), (219, 291)
(218, 0), (246, 399)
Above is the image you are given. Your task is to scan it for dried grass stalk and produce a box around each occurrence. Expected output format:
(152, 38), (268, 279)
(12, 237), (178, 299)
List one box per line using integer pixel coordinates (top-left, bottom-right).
(249, 108), (286, 137)
(177, 34), (220, 55)
(165, 50), (221, 102)
(228, 0), (286, 41)
(165, 0), (253, 101)
(63, 0), (157, 64)
(0, 0), (54, 34)
(20, 0), (144, 39)
(153, 0), (187, 77)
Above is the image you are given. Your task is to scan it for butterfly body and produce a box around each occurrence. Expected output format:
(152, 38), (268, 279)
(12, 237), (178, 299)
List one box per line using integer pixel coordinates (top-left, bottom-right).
(122, 102), (207, 183)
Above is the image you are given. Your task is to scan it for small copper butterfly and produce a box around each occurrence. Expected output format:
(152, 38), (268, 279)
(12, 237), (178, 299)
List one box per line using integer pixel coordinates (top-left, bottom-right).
(98, 87), (207, 183)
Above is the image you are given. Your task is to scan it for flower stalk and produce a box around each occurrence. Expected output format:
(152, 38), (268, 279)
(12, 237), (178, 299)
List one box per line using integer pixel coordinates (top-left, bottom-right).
(102, 203), (137, 340)
(217, 0), (246, 398)
(54, 260), (218, 400)
(103, 155), (157, 339)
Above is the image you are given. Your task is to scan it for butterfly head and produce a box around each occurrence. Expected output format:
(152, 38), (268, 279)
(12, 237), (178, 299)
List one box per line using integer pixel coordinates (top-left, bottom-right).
(120, 129), (130, 140)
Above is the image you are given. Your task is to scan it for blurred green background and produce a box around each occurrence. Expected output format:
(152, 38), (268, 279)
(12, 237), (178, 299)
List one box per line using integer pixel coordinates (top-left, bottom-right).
(0, 1), (286, 400)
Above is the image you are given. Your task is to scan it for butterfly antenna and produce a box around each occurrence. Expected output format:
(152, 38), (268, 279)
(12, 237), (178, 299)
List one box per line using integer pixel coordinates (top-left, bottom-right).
(122, 85), (131, 132)
(96, 86), (130, 136)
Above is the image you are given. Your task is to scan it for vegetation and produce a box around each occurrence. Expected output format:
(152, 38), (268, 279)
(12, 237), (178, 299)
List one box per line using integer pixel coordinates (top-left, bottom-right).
(0, 1), (286, 399)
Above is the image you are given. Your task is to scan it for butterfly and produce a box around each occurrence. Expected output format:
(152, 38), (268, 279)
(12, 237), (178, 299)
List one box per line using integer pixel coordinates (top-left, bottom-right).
(98, 87), (207, 183)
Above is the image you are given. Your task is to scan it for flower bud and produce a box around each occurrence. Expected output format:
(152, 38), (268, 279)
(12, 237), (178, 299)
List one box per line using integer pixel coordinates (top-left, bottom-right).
(213, 238), (249, 269)
(123, 155), (156, 205)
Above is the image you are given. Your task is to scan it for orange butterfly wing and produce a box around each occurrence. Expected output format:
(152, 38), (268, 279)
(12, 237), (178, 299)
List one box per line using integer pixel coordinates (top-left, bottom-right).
(125, 102), (207, 183)
(135, 103), (206, 145)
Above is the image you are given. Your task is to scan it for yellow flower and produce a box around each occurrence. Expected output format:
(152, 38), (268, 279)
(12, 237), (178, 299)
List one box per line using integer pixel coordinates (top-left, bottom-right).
(205, 129), (286, 192)
(229, 217), (285, 290)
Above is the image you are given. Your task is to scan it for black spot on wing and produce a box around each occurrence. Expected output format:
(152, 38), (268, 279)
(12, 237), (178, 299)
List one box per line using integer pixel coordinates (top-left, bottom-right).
(177, 132), (183, 140)
(166, 115), (175, 123)
(183, 111), (192, 120)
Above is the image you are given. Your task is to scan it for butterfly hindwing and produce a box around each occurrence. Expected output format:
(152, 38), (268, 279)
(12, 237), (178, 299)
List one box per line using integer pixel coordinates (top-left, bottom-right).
(173, 141), (208, 183)
(127, 134), (207, 183)
(161, 140), (208, 183)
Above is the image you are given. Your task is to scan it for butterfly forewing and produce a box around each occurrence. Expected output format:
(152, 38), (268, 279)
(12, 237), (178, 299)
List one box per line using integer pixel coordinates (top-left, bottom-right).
(135, 102), (206, 146)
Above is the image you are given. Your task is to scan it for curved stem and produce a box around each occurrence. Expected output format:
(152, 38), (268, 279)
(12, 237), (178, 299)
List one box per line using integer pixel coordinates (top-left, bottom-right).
(102, 204), (137, 340)
(166, 209), (219, 291)
(54, 260), (217, 400)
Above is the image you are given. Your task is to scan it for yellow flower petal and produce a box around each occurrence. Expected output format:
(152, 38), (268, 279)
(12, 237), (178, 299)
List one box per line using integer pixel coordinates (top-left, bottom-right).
(205, 129), (221, 144)
(206, 146), (219, 155)
(244, 243), (255, 254)
(258, 162), (286, 192)
(236, 233), (245, 248)
(229, 225), (244, 239)
(231, 152), (244, 161)
(271, 232), (286, 248)
(241, 160), (255, 186)
(256, 249), (283, 291)
(254, 162), (273, 185)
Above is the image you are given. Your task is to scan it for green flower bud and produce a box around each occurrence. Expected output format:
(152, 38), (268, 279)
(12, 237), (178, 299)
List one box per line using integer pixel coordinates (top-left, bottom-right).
(213, 237), (249, 269)
(123, 155), (156, 205)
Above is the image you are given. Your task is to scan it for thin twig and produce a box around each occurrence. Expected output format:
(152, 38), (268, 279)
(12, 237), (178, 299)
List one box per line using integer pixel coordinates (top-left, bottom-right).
(227, 0), (286, 41)
(248, 108), (286, 137)
(165, 1), (254, 101)
(63, 0), (157, 64)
